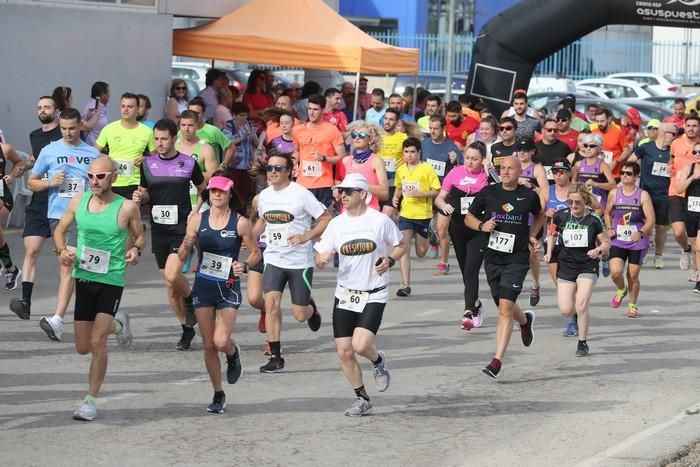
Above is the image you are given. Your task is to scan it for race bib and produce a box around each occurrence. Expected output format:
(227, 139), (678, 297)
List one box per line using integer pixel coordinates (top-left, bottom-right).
(58, 177), (84, 198)
(302, 160), (321, 178)
(688, 196), (700, 213)
(488, 230), (515, 253)
(651, 161), (669, 178)
(616, 224), (638, 242)
(427, 159), (446, 177)
(402, 181), (419, 195)
(152, 205), (178, 225)
(460, 196), (475, 214)
(199, 251), (233, 280)
(602, 151), (613, 164)
(79, 246), (110, 274)
(115, 160), (134, 176)
(562, 228), (588, 248)
(266, 224), (289, 247)
(0, 182), (4, 197)
(544, 166), (554, 181)
(337, 287), (369, 313)
(382, 157), (396, 172)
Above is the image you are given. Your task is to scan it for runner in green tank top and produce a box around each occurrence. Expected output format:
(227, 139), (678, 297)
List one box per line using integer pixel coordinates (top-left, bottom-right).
(177, 109), (219, 208)
(54, 156), (145, 422)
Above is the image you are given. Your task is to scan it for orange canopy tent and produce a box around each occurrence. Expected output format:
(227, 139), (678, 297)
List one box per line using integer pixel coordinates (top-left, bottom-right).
(172, 0), (419, 74)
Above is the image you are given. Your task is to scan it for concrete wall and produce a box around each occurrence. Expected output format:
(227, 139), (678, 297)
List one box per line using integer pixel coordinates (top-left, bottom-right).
(0, 3), (172, 153)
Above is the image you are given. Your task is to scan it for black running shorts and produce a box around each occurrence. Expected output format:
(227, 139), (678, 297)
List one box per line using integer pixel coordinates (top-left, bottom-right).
(74, 279), (123, 321)
(263, 263), (313, 306)
(332, 298), (385, 338)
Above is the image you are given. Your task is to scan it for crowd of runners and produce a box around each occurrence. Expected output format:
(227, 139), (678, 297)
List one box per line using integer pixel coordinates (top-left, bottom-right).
(2, 71), (699, 419)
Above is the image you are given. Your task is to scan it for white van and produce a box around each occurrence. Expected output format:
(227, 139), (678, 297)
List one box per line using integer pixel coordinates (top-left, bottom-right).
(528, 77), (577, 95)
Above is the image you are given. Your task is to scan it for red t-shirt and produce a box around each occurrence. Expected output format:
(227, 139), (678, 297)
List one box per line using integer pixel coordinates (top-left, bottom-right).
(446, 116), (478, 147)
(323, 110), (348, 133)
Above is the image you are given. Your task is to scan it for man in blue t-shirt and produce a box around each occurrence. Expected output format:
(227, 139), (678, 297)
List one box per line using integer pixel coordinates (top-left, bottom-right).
(421, 116), (462, 183)
(28, 107), (100, 342)
(629, 122), (676, 268)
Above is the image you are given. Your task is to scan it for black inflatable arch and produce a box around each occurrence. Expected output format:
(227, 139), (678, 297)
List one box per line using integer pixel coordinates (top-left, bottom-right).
(468, 0), (700, 114)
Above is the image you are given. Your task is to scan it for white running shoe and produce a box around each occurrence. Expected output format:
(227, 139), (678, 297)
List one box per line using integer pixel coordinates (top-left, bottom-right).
(680, 249), (691, 271)
(73, 399), (97, 421)
(114, 310), (132, 348)
(40, 315), (63, 342)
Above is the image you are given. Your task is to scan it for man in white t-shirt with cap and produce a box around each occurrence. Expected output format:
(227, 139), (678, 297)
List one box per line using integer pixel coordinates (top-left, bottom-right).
(315, 173), (407, 416)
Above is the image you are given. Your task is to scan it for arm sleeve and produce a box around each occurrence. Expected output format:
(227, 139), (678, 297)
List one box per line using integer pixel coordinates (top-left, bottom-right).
(383, 214), (403, 246)
(216, 128), (231, 150)
(95, 125), (108, 148)
(441, 168), (455, 192)
(32, 149), (48, 177)
(147, 130), (156, 152)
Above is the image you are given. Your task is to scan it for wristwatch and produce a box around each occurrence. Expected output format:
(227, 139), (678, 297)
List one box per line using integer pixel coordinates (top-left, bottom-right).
(478, 222), (484, 232)
(242, 262), (249, 274)
(135, 246), (142, 257)
(387, 257), (396, 268)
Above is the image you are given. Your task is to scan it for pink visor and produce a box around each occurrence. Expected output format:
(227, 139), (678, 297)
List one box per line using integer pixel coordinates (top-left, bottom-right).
(207, 176), (234, 191)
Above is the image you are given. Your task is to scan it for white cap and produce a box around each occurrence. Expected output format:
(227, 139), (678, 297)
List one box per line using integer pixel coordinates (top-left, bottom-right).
(335, 173), (369, 191)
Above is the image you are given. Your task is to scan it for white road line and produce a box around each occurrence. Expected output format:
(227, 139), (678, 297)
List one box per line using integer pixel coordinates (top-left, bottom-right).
(416, 308), (443, 317)
(97, 392), (140, 404)
(0, 416), (45, 430)
(575, 401), (700, 466)
(173, 375), (209, 386)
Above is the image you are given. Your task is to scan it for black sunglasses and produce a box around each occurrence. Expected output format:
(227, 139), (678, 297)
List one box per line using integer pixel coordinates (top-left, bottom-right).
(338, 187), (362, 196)
(266, 164), (287, 173)
(693, 150), (700, 155)
(620, 170), (635, 176)
(582, 143), (598, 149)
(499, 126), (514, 131)
(544, 128), (557, 133)
(556, 118), (569, 122)
(175, 87), (187, 91)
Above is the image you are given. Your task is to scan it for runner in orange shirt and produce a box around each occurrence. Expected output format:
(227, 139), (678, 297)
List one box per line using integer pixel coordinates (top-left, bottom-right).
(592, 108), (631, 180)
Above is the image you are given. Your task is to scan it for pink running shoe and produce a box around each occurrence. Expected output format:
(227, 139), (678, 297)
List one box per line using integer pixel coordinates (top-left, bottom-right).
(610, 287), (627, 308)
(461, 312), (474, 330)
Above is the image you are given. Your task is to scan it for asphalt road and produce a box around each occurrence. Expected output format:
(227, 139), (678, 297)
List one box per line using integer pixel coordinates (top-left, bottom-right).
(1, 228), (699, 467)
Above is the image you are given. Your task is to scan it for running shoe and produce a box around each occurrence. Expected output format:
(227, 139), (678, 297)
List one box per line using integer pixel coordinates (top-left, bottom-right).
(176, 326), (195, 351)
(654, 255), (664, 269)
(521, 310), (535, 347)
(562, 316), (578, 337)
(529, 286), (540, 307)
(576, 340), (589, 357)
(372, 351), (390, 392)
(428, 228), (439, 246)
(627, 304), (639, 319)
(259, 356), (285, 373)
(482, 358), (501, 378)
(601, 259), (610, 277)
(5, 266), (21, 291)
(396, 285), (411, 297)
(226, 344), (243, 384)
(344, 397), (373, 417)
(307, 298), (321, 332)
(461, 312), (474, 330)
(9, 297), (30, 320)
(73, 398), (97, 421)
(183, 297), (197, 327)
(257, 311), (266, 334)
(114, 310), (132, 349)
(680, 249), (691, 270)
(39, 315), (63, 342)
(207, 392), (226, 414)
(688, 270), (699, 283)
(427, 244), (439, 259)
(263, 341), (271, 356)
(472, 301), (485, 328)
(434, 262), (449, 275)
(610, 287), (627, 308)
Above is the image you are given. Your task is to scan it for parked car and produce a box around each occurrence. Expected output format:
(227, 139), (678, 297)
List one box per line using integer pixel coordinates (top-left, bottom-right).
(615, 99), (672, 121)
(575, 85), (614, 99)
(643, 93), (699, 112)
(576, 78), (657, 99)
(607, 72), (682, 97)
(394, 74), (468, 97)
(527, 92), (601, 111)
(171, 61), (209, 90)
(527, 77), (576, 95)
(542, 97), (665, 125)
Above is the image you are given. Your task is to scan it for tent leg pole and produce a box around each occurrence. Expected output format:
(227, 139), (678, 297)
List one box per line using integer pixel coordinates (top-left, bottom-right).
(353, 71), (360, 122)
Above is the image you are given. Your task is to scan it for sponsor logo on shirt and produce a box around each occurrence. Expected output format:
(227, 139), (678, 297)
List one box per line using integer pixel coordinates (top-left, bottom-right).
(339, 239), (377, 256)
(220, 230), (236, 238)
(56, 155), (92, 165)
(263, 210), (294, 224)
(502, 203), (514, 213)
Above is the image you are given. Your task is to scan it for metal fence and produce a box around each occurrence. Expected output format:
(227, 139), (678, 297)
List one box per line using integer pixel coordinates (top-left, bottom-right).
(370, 33), (700, 83)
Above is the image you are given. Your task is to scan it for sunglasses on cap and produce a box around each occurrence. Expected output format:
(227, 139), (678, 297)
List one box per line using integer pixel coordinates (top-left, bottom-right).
(620, 170), (635, 176)
(582, 143), (598, 149)
(351, 131), (368, 139)
(87, 171), (112, 180)
(338, 187), (363, 196)
(499, 126), (514, 131)
(266, 164), (287, 173)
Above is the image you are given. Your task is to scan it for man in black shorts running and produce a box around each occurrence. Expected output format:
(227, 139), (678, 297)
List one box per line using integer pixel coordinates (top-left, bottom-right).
(466, 156), (544, 378)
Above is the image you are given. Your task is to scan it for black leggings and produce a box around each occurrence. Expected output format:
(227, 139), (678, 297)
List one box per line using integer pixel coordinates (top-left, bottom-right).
(449, 214), (488, 311)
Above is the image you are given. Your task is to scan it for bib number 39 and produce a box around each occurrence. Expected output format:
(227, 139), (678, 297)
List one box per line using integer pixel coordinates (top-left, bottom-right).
(199, 252), (233, 280)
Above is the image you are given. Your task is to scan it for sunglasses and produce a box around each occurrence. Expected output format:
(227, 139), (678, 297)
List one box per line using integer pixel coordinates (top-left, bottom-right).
(499, 126), (514, 131)
(266, 164), (287, 173)
(544, 128), (557, 133)
(87, 171), (112, 180)
(693, 150), (700, 155)
(556, 118), (569, 122)
(567, 199), (584, 206)
(647, 126), (658, 130)
(552, 169), (567, 175)
(351, 132), (368, 139)
(338, 187), (362, 196)
(175, 87), (187, 91)
(582, 143), (598, 149)
(620, 170), (635, 176)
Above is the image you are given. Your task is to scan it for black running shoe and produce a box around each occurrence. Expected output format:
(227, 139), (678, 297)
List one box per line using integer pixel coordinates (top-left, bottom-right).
(396, 285), (411, 297)
(482, 358), (501, 378)
(183, 297), (197, 327)
(576, 341), (589, 357)
(176, 326), (195, 351)
(9, 297), (30, 320)
(207, 392), (226, 414)
(307, 298), (321, 332)
(694, 282), (700, 295)
(520, 310), (535, 347)
(259, 356), (285, 373)
(5, 267), (21, 291)
(529, 286), (540, 307)
(226, 345), (243, 384)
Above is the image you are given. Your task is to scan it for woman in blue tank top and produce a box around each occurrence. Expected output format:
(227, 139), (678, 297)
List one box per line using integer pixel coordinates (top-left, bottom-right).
(178, 171), (261, 414)
(603, 162), (654, 318)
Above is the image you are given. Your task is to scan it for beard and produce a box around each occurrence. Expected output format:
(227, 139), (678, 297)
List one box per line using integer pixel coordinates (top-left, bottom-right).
(38, 114), (55, 124)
